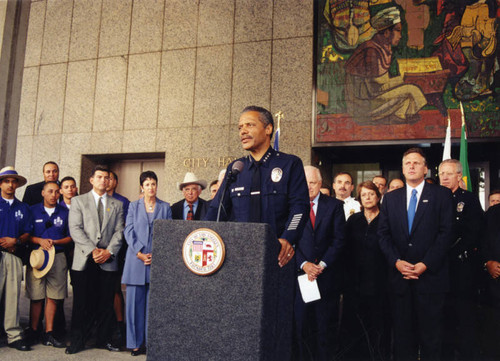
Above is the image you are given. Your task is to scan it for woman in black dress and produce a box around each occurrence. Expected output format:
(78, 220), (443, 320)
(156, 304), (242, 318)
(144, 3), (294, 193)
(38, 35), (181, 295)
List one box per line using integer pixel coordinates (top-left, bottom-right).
(341, 180), (390, 360)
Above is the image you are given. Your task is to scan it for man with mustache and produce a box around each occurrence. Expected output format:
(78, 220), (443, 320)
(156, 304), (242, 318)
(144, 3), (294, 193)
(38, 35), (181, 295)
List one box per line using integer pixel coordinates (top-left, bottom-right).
(205, 105), (309, 359)
(333, 172), (361, 220)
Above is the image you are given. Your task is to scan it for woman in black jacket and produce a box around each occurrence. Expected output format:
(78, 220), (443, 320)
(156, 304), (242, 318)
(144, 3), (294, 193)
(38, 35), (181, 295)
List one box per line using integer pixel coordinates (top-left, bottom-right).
(341, 180), (390, 360)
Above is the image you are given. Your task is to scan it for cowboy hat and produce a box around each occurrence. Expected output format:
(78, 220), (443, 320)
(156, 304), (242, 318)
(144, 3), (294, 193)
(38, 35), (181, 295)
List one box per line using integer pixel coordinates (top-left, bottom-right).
(30, 247), (55, 278)
(0, 166), (27, 187)
(177, 172), (207, 191)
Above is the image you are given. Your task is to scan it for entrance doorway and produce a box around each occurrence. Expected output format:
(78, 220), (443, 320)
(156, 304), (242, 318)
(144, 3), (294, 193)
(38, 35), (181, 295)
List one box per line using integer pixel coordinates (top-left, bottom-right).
(110, 159), (165, 202)
(79, 153), (165, 200)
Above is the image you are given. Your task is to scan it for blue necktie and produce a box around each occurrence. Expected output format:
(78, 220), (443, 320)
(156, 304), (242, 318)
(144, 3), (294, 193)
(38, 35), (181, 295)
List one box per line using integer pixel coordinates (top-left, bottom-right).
(407, 189), (417, 234)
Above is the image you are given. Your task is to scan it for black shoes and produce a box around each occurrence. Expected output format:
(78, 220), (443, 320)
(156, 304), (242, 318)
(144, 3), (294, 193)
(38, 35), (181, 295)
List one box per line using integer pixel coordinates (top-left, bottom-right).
(131, 345), (146, 356)
(65, 344), (84, 354)
(23, 327), (40, 346)
(97, 342), (121, 352)
(8, 339), (31, 351)
(65, 342), (121, 354)
(42, 331), (66, 348)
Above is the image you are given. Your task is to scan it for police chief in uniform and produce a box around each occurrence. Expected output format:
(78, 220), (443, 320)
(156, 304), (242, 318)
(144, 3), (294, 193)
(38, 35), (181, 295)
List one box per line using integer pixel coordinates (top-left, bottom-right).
(205, 105), (310, 359)
(438, 159), (484, 360)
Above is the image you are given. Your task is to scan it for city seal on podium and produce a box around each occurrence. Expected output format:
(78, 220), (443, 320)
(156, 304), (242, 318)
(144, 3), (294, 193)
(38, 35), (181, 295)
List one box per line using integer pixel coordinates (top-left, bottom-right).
(182, 228), (226, 276)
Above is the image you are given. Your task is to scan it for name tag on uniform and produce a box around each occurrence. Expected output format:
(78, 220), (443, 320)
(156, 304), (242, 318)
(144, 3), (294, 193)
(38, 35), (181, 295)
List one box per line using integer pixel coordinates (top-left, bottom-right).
(35, 219), (44, 223)
(422, 199), (429, 203)
(234, 187), (244, 192)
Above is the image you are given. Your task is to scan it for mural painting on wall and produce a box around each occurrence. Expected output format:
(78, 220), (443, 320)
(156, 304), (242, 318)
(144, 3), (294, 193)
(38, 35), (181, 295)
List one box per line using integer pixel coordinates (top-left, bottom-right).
(315, 0), (499, 143)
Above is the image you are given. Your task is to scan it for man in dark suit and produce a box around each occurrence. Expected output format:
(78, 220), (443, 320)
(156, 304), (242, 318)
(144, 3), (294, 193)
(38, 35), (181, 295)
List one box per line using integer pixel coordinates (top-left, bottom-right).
(171, 172), (208, 220)
(22, 161), (59, 206)
(65, 165), (124, 354)
(378, 148), (453, 360)
(295, 166), (345, 361)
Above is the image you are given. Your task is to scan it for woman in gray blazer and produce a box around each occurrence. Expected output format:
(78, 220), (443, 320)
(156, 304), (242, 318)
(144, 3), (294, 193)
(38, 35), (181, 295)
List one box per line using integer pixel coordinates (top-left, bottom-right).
(122, 171), (172, 356)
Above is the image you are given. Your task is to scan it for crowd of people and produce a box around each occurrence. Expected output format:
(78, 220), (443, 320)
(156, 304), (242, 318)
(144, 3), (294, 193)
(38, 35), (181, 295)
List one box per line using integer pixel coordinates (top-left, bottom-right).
(1, 105), (500, 361)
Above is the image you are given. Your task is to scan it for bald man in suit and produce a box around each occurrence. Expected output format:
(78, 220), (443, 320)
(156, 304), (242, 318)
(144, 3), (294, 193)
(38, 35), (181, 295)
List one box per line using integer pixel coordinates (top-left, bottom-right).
(295, 166), (345, 360)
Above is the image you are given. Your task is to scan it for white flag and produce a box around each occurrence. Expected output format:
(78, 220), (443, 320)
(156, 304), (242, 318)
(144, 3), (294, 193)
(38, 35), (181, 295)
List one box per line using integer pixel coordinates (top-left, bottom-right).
(442, 115), (451, 161)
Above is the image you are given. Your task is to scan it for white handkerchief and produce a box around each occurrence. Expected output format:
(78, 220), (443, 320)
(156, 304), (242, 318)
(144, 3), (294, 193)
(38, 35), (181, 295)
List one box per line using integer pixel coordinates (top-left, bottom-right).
(297, 274), (321, 303)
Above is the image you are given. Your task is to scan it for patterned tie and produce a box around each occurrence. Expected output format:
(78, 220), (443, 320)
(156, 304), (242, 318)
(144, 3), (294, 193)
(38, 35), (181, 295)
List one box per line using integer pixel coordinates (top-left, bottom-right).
(97, 197), (104, 230)
(187, 204), (193, 220)
(407, 189), (417, 234)
(310, 201), (316, 228)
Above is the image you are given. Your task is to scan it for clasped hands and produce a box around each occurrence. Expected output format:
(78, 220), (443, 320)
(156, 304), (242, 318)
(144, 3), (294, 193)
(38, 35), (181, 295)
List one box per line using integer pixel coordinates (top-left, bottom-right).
(486, 261), (500, 279)
(92, 248), (112, 264)
(303, 262), (324, 281)
(396, 260), (427, 279)
(0, 237), (17, 252)
(137, 251), (152, 266)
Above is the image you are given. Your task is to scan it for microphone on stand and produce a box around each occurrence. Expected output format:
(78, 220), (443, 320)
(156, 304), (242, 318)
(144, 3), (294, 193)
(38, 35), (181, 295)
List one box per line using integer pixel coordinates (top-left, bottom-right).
(216, 161), (244, 222)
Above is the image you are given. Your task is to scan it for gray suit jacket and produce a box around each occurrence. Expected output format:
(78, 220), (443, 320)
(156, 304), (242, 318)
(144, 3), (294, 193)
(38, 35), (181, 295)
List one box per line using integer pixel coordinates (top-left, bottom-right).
(68, 191), (124, 271)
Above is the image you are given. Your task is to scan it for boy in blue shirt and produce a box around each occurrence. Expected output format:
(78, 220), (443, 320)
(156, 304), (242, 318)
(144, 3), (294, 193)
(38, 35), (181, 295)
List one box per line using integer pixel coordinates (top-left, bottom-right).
(0, 166), (32, 351)
(26, 181), (72, 348)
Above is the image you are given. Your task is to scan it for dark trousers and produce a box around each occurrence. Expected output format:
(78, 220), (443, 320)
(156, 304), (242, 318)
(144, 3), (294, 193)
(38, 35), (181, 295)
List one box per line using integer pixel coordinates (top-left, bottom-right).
(295, 290), (340, 361)
(391, 288), (445, 361)
(442, 292), (478, 360)
(479, 288), (500, 360)
(69, 260), (117, 349)
(340, 292), (391, 361)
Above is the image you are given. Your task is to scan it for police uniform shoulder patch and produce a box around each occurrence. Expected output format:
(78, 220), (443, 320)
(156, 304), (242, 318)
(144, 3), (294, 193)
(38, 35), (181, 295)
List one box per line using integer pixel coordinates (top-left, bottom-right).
(271, 168), (283, 183)
(182, 228), (225, 276)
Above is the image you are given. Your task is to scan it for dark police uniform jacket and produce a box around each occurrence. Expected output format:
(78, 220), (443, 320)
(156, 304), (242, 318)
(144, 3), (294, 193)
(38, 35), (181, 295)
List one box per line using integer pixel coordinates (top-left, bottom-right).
(205, 147), (309, 245)
(449, 187), (484, 293)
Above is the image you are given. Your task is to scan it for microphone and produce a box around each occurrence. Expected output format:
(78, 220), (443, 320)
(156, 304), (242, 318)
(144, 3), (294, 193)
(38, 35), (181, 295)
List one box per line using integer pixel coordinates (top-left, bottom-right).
(217, 160), (244, 222)
(230, 160), (244, 178)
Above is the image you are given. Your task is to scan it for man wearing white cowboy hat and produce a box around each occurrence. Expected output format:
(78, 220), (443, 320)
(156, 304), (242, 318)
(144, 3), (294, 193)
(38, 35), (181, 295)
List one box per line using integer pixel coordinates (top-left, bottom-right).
(25, 181), (72, 348)
(0, 166), (32, 351)
(171, 172), (208, 221)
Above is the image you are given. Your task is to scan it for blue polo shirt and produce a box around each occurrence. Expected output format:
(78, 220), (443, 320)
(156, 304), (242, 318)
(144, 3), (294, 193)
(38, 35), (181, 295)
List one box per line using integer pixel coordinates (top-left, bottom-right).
(30, 203), (70, 252)
(0, 197), (32, 256)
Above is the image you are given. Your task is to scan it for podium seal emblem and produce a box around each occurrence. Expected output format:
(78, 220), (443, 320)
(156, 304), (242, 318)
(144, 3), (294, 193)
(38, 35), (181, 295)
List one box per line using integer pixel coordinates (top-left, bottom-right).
(182, 228), (226, 276)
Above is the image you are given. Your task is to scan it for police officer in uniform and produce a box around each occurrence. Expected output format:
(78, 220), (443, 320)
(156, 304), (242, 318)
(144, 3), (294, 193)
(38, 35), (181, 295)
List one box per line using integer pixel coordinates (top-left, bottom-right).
(439, 159), (484, 360)
(205, 105), (310, 359)
(206, 105), (309, 264)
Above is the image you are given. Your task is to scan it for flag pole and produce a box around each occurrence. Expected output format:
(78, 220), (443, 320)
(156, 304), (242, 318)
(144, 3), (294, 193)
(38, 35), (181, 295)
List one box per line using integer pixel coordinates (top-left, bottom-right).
(459, 102), (472, 191)
(442, 111), (451, 161)
(273, 111), (283, 151)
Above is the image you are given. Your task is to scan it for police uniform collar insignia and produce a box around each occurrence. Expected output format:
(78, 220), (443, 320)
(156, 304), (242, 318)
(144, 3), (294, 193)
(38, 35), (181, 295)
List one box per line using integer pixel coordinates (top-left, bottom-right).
(261, 149), (272, 164)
